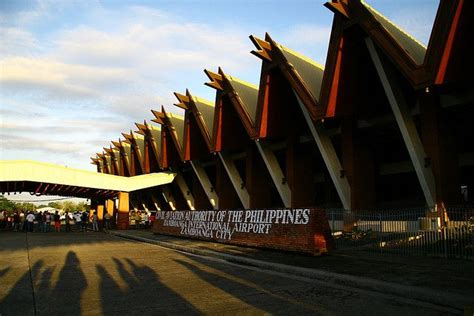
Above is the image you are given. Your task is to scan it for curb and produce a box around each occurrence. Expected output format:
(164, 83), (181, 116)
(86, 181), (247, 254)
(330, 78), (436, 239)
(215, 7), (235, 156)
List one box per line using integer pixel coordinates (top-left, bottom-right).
(108, 231), (470, 310)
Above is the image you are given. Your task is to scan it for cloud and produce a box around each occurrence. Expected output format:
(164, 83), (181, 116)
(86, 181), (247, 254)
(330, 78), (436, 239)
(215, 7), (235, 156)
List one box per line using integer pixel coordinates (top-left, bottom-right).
(0, 27), (39, 56)
(0, 134), (93, 155)
(0, 57), (134, 98)
(0, 1), (335, 169)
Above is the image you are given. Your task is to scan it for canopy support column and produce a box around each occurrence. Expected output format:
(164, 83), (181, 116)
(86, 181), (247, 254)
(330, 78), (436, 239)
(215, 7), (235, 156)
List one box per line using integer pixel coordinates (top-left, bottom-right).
(116, 192), (129, 230)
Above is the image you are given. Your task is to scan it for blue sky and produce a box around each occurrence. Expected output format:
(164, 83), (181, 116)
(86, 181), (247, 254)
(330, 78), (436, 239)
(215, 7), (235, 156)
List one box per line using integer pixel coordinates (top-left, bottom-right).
(1, 0), (439, 176)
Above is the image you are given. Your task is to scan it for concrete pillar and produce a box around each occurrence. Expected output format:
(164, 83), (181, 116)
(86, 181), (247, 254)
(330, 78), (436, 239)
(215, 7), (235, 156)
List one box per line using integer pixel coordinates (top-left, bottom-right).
(286, 137), (316, 208)
(341, 118), (376, 210)
(175, 173), (195, 210)
(190, 160), (219, 210)
(96, 204), (104, 229)
(161, 186), (177, 211)
(246, 145), (272, 208)
(218, 152), (250, 209)
(105, 199), (114, 216)
(216, 158), (243, 209)
(255, 140), (292, 208)
(419, 88), (460, 208)
(191, 172), (212, 210)
(105, 199), (115, 227)
(366, 37), (436, 207)
(97, 205), (104, 220)
(116, 192), (129, 230)
(294, 92), (351, 209)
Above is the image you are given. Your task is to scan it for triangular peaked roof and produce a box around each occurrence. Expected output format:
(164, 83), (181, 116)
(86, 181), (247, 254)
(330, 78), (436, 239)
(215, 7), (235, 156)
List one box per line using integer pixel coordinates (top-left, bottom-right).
(174, 90), (214, 157)
(324, 0), (467, 92)
(136, 120), (163, 170)
(205, 67), (259, 143)
(120, 139), (133, 175)
(361, 1), (426, 65)
(166, 111), (185, 155)
(152, 107), (184, 167)
(225, 74), (259, 124)
(250, 33), (324, 121)
(111, 145), (123, 176)
(193, 95), (215, 136)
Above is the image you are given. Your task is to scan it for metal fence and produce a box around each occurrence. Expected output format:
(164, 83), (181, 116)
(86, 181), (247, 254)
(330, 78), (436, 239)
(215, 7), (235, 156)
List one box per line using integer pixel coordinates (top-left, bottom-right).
(325, 207), (474, 260)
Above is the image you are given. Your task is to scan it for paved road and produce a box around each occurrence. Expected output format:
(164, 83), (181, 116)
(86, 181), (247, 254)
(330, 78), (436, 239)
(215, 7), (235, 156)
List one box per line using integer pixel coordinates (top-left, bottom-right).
(0, 232), (458, 315)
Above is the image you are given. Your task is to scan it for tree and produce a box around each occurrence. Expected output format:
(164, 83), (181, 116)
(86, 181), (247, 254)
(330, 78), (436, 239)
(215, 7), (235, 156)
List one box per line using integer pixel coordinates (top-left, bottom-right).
(14, 202), (36, 212)
(76, 202), (90, 212)
(48, 202), (62, 209)
(0, 195), (15, 212)
(62, 201), (75, 213)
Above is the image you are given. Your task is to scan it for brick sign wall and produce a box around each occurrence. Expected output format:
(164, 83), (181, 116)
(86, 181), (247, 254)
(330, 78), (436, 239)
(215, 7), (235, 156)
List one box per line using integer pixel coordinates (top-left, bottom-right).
(153, 208), (334, 255)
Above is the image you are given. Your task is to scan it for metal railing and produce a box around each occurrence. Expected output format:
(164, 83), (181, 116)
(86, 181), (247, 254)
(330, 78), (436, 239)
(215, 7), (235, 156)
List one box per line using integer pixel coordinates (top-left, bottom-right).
(325, 207), (474, 260)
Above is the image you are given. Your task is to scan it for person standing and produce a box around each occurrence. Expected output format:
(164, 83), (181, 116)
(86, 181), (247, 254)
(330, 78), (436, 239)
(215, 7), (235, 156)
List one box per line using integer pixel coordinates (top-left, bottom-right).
(20, 211), (26, 232)
(143, 212), (150, 229)
(92, 212), (99, 232)
(36, 211), (43, 232)
(45, 211), (51, 232)
(13, 212), (20, 232)
(104, 212), (111, 231)
(54, 211), (61, 232)
(74, 212), (82, 231)
(26, 212), (35, 232)
(64, 212), (71, 232)
(81, 211), (88, 232)
(0, 210), (5, 230)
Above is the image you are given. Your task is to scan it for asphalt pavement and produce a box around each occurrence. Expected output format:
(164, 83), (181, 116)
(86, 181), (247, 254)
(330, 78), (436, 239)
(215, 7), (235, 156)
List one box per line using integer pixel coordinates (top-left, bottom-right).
(0, 230), (472, 315)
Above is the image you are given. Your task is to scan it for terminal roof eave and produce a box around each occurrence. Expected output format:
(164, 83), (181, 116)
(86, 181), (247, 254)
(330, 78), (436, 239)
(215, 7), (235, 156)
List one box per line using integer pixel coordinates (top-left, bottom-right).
(0, 160), (176, 193)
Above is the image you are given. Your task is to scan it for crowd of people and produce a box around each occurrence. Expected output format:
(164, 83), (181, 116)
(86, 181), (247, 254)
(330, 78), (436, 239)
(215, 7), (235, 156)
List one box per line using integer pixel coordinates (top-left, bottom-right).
(0, 210), (108, 233)
(0, 209), (154, 232)
(130, 210), (154, 229)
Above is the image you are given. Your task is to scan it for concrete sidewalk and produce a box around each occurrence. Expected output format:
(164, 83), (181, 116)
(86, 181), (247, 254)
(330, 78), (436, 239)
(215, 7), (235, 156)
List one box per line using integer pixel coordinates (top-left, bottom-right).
(109, 229), (474, 311)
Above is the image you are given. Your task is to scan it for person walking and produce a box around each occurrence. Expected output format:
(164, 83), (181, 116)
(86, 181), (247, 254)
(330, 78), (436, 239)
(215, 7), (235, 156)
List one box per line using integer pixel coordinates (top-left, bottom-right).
(53, 211), (61, 232)
(92, 212), (99, 232)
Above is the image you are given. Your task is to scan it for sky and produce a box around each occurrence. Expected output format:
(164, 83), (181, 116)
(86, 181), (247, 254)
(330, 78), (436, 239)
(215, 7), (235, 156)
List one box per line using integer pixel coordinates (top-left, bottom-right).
(1, 0), (438, 202)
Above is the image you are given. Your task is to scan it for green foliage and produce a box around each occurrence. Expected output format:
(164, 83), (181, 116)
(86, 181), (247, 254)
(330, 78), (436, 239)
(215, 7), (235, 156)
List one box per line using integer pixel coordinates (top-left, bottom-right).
(0, 195), (15, 211)
(0, 196), (89, 214)
(48, 202), (62, 209)
(13, 202), (36, 212)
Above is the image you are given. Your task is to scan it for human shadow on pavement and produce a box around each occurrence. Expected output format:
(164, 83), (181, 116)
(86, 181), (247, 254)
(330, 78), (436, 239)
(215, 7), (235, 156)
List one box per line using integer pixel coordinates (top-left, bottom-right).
(0, 261), (43, 315)
(96, 257), (200, 315)
(173, 258), (323, 315)
(35, 251), (88, 316)
(0, 267), (10, 278)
